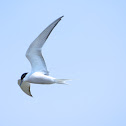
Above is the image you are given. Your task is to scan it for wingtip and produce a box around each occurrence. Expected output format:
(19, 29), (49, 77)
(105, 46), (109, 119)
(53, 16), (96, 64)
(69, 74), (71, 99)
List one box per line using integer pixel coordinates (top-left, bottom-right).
(26, 93), (33, 97)
(59, 15), (64, 20)
(30, 94), (33, 97)
(61, 15), (64, 18)
(28, 85), (33, 97)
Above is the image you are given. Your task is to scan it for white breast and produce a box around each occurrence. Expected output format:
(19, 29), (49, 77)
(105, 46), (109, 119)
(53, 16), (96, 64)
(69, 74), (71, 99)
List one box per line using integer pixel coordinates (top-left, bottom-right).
(27, 72), (55, 84)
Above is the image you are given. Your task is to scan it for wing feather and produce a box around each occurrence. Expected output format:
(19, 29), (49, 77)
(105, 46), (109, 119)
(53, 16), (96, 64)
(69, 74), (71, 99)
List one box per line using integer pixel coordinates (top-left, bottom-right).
(26, 16), (64, 74)
(18, 79), (32, 97)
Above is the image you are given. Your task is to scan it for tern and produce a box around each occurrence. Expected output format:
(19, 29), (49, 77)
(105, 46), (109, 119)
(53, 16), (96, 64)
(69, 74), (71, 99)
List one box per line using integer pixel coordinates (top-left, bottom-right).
(18, 16), (68, 97)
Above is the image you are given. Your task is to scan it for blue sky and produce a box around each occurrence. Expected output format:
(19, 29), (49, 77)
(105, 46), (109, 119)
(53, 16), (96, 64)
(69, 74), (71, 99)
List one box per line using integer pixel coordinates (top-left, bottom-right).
(0, 0), (126, 126)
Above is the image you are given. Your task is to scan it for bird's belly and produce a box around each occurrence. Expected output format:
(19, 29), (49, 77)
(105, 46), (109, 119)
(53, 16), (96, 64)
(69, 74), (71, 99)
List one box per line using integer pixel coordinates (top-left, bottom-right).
(27, 72), (55, 84)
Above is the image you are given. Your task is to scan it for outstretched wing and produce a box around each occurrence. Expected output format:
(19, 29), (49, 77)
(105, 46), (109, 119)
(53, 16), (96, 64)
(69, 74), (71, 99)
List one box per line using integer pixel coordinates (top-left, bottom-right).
(26, 16), (64, 75)
(18, 79), (32, 97)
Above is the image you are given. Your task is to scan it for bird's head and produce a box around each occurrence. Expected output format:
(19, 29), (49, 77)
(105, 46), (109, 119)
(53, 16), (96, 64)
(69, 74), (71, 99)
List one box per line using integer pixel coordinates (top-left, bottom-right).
(21, 73), (28, 80)
(19, 73), (28, 86)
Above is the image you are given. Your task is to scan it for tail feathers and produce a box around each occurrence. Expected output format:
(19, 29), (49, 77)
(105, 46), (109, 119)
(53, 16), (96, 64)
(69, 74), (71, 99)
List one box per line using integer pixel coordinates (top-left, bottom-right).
(55, 79), (71, 84)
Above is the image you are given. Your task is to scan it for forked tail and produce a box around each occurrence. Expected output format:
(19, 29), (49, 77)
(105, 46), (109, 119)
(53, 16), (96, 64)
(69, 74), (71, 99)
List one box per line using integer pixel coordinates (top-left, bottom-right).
(55, 79), (71, 84)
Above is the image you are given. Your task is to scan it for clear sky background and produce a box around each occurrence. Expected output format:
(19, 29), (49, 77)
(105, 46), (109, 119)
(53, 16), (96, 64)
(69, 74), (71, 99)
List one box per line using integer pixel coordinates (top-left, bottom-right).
(0, 0), (126, 126)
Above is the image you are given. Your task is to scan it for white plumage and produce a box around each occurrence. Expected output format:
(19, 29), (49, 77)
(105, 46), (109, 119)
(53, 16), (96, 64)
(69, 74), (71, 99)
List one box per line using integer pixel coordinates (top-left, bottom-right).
(18, 16), (69, 97)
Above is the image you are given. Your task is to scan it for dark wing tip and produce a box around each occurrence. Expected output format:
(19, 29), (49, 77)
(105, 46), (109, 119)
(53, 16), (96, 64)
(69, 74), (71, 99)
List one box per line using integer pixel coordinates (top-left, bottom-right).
(29, 94), (33, 97)
(60, 15), (64, 18)
(59, 16), (64, 20)
(29, 86), (33, 97)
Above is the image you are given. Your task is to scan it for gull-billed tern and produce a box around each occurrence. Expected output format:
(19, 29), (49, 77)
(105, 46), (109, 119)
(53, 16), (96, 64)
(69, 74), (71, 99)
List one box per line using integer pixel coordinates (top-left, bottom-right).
(18, 16), (69, 97)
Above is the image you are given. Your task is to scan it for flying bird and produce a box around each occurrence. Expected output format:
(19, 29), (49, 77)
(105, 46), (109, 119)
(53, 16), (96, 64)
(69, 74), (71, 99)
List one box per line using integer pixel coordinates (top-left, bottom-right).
(18, 16), (68, 97)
